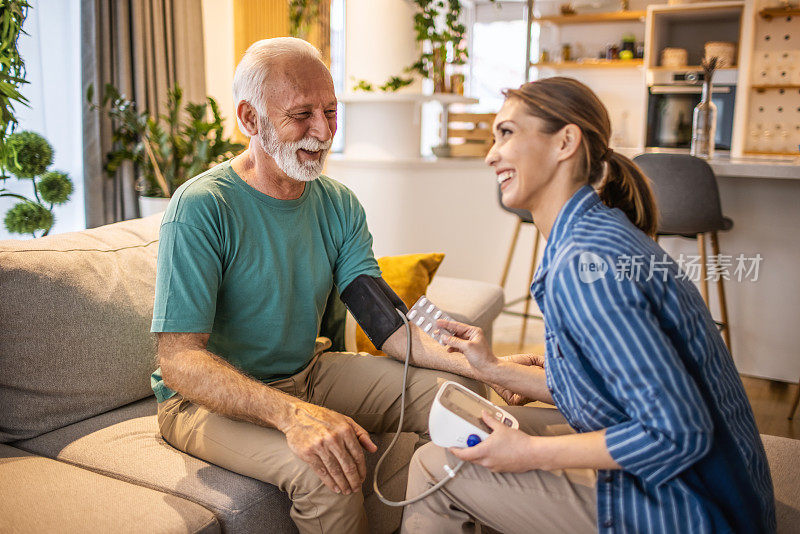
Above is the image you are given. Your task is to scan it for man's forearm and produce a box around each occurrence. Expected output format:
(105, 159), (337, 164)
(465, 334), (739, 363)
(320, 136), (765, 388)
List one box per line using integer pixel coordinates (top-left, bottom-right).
(160, 347), (301, 431)
(381, 324), (478, 379)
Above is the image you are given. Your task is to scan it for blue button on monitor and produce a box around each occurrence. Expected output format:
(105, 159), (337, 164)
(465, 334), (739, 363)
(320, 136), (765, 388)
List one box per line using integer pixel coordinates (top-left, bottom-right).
(466, 434), (482, 447)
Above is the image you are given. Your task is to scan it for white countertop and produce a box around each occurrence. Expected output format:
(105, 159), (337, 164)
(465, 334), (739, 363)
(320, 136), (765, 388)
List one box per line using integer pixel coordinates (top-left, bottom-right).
(328, 151), (800, 180)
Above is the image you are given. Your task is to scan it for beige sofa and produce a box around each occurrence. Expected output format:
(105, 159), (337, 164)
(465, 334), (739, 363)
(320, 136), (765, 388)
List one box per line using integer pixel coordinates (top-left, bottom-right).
(0, 214), (506, 533)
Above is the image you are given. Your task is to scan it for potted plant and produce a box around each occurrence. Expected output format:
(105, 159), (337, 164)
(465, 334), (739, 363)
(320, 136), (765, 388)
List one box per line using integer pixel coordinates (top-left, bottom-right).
(1, 131), (73, 237)
(88, 83), (245, 216)
(408, 0), (475, 93)
(0, 1), (72, 238)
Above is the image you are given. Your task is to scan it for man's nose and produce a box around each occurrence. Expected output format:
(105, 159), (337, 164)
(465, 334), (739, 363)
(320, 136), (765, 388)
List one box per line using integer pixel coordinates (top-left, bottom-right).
(309, 110), (333, 143)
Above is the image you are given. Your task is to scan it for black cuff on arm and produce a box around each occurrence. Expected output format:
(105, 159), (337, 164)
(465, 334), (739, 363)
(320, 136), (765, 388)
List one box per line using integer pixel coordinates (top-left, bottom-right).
(340, 275), (408, 349)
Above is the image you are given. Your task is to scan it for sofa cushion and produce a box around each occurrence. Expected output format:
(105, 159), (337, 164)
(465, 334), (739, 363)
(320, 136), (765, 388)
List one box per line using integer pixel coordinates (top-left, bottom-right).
(13, 396), (418, 533)
(0, 215), (162, 442)
(0, 443), (219, 533)
(427, 276), (505, 341)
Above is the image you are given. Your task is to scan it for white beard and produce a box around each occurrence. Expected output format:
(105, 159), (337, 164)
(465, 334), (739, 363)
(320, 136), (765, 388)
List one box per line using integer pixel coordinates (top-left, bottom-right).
(259, 117), (332, 182)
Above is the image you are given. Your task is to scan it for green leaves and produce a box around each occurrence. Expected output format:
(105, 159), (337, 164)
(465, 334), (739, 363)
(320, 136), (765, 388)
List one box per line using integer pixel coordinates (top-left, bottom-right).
(88, 82), (244, 199)
(4, 200), (52, 236)
(410, 0), (469, 78)
(0, 130), (71, 236)
(5, 130), (52, 178)
(0, 0), (32, 177)
(37, 170), (73, 204)
(289, 0), (321, 39)
(379, 76), (414, 92)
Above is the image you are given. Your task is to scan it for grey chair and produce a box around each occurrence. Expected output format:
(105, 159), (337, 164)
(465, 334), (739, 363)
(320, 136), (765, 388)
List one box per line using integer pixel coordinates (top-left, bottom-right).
(497, 185), (542, 350)
(633, 153), (733, 355)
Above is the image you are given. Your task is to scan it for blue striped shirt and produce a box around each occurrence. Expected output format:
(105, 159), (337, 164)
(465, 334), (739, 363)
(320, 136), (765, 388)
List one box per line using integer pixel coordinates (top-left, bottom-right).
(532, 186), (775, 533)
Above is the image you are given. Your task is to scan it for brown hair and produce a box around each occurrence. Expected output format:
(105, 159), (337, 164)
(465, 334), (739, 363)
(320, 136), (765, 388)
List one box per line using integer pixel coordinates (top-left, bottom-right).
(504, 77), (658, 237)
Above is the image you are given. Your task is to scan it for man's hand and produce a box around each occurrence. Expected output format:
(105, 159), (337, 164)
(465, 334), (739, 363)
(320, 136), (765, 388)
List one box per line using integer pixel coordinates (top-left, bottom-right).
(501, 352), (545, 368)
(490, 353), (545, 406)
(282, 403), (378, 495)
(449, 411), (537, 473)
(491, 384), (535, 407)
(436, 319), (499, 380)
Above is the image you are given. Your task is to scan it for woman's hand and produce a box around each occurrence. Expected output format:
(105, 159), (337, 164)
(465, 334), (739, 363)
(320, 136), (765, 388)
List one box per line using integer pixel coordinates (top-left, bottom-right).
(449, 411), (536, 473)
(436, 319), (499, 381)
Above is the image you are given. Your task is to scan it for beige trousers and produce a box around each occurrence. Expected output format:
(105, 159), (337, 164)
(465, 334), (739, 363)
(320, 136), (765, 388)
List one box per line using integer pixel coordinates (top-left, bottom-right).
(157, 349), (485, 534)
(401, 406), (598, 534)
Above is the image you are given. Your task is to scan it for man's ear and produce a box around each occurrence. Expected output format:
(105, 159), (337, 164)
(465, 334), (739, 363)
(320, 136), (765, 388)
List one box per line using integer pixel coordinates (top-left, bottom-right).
(556, 124), (582, 162)
(237, 101), (259, 137)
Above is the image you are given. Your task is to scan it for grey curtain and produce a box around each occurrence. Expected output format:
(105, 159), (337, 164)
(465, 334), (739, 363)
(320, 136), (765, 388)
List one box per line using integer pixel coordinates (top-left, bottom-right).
(82, 0), (206, 227)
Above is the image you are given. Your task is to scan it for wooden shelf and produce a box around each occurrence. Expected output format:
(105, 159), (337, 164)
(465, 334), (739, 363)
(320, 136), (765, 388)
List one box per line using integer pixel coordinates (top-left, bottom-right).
(534, 10), (646, 24)
(744, 151), (800, 157)
(648, 66), (738, 71)
(759, 7), (800, 20)
(752, 84), (800, 91)
(532, 59), (644, 69)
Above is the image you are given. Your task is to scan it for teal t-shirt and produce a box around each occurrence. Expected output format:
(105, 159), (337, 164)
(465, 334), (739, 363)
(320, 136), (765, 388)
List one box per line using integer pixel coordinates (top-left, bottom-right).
(150, 161), (381, 402)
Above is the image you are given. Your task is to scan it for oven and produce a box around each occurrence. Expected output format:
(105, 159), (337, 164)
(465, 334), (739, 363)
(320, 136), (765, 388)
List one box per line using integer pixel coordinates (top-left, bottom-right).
(645, 69), (737, 151)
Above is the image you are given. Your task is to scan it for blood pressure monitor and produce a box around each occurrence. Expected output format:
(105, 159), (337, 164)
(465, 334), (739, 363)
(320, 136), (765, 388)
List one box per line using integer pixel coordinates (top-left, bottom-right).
(429, 381), (519, 448)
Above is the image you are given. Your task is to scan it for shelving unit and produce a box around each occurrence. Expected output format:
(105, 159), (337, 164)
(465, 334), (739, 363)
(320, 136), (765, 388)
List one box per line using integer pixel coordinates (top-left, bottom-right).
(758, 7), (800, 20)
(534, 10), (646, 25)
(648, 66), (739, 71)
(743, 151), (800, 157)
(532, 59), (644, 69)
(752, 85), (800, 91)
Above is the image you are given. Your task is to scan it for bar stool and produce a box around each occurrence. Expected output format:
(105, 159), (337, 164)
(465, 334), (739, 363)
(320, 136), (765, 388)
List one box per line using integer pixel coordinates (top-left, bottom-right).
(497, 185), (543, 350)
(633, 153), (733, 355)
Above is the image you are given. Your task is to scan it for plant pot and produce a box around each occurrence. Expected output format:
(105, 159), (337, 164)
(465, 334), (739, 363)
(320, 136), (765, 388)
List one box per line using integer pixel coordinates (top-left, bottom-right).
(138, 195), (171, 218)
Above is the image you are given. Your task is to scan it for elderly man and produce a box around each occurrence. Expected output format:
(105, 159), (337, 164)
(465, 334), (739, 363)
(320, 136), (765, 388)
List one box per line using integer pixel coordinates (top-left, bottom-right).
(151, 38), (481, 534)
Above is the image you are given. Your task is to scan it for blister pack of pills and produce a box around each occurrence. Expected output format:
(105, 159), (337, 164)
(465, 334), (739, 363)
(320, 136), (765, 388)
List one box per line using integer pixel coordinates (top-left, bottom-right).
(406, 296), (453, 345)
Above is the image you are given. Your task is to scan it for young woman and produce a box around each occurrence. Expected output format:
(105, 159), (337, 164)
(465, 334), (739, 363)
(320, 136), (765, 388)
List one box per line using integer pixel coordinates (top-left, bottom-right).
(400, 78), (775, 534)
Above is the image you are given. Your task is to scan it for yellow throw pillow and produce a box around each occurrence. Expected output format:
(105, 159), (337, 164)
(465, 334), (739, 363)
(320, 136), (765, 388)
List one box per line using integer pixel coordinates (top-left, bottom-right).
(355, 252), (445, 355)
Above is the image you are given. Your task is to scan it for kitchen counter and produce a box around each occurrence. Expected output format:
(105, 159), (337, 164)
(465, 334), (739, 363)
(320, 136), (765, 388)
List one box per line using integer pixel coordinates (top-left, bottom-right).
(617, 149), (800, 180)
(329, 151), (800, 180)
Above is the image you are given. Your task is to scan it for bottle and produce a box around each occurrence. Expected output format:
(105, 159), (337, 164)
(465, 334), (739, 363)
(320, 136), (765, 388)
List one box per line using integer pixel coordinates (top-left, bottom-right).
(691, 78), (717, 159)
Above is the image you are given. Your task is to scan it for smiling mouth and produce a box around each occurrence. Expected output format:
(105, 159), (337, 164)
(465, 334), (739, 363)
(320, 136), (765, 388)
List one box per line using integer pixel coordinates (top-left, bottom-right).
(497, 170), (515, 187)
(298, 149), (322, 159)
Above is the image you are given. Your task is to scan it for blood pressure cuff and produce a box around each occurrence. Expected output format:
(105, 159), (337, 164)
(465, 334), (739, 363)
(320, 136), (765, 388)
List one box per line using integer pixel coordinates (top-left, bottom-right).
(340, 274), (409, 350)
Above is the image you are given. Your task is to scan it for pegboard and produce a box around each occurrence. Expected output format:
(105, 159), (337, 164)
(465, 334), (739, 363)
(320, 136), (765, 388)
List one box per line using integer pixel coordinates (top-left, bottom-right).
(746, 3), (800, 155)
(745, 88), (800, 153)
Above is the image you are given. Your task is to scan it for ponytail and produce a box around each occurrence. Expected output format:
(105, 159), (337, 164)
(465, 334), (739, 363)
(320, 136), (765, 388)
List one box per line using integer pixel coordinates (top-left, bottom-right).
(598, 151), (659, 238)
(505, 77), (659, 238)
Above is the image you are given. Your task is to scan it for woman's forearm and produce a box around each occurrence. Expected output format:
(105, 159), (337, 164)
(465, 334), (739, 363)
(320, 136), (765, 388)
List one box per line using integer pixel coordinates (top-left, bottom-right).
(530, 430), (620, 471)
(483, 360), (554, 404)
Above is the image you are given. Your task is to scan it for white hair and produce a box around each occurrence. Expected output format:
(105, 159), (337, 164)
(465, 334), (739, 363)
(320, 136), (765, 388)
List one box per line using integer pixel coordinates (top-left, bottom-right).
(232, 37), (323, 136)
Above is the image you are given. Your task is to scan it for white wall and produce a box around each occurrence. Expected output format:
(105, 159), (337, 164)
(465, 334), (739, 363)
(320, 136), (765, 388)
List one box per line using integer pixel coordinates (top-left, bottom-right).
(0, 0), (84, 240)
